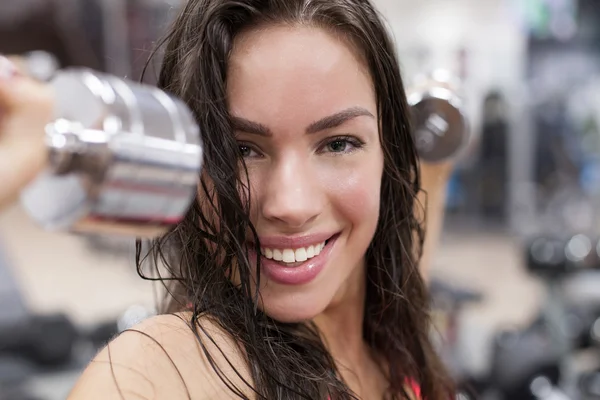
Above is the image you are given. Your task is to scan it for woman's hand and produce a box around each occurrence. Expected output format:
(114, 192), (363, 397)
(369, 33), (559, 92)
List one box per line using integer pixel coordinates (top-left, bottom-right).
(0, 55), (54, 210)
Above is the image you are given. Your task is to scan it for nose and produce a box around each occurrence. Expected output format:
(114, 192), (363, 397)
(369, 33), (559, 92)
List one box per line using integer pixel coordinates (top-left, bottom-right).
(260, 155), (322, 229)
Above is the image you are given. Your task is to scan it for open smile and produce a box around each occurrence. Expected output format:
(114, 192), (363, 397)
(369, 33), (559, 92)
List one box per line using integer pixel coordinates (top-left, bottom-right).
(247, 233), (341, 285)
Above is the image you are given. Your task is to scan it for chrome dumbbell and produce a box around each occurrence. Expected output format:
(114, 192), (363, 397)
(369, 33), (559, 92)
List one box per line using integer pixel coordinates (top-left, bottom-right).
(19, 53), (203, 238)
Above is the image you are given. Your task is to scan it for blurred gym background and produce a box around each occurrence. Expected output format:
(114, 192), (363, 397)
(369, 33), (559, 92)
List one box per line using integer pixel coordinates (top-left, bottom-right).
(1, 0), (599, 399)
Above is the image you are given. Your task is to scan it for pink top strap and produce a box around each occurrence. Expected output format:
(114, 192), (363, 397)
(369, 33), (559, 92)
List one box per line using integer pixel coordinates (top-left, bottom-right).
(408, 378), (421, 398)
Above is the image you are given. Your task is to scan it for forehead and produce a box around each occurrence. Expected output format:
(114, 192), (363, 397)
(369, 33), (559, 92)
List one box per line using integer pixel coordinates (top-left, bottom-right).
(227, 24), (375, 125)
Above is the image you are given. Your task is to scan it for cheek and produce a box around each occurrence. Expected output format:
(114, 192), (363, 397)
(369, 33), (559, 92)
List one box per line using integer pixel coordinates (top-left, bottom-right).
(323, 153), (383, 229)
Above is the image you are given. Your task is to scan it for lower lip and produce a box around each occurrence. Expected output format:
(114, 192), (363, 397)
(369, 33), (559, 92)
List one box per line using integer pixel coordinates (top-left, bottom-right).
(247, 235), (339, 286)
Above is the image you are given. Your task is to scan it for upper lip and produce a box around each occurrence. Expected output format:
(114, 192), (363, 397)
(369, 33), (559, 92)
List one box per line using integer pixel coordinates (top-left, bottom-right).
(249, 232), (338, 249)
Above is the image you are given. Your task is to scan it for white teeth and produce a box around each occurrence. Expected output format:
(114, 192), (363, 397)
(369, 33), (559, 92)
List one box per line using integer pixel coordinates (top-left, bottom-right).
(260, 241), (327, 263)
(295, 248), (307, 262)
(282, 249), (295, 263)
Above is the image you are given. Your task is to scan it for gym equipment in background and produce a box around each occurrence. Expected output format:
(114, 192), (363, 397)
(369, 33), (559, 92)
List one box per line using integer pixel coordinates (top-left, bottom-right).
(18, 53), (203, 239)
(407, 70), (470, 163)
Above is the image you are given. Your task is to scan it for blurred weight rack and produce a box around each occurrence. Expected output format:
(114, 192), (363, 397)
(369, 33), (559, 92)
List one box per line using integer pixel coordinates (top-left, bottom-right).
(0, 0), (185, 81)
(99, 0), (185, 83)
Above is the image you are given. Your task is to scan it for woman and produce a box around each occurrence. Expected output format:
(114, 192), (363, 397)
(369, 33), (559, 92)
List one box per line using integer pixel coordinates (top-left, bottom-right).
(0, 0), (456, 398)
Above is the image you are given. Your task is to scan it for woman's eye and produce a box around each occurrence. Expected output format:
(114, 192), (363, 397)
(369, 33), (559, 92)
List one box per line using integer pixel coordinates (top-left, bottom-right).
(239, 145), (252, 157)
(239, 144), (260, 158)
(327, 140), (349, 153)
(321, 137), (363, 154)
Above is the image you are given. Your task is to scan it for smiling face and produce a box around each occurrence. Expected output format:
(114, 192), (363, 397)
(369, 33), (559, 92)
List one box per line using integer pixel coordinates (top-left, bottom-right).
(226, 24), (384, 322)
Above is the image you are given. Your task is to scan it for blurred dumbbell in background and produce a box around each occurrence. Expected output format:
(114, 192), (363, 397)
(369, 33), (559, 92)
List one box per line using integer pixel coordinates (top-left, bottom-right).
(407, 70), (470, 164)
(526, 235), (600, 278)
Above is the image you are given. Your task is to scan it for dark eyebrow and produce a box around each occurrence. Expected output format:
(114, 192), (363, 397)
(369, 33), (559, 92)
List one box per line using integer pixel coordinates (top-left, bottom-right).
(231, 106), (374, 137)
(306, 107), (374, 134)
(231, 117), (272, 136)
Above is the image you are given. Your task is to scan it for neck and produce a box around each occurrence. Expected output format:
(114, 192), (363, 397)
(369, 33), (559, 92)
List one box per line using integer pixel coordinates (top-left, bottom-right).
(313, 263), (390, 398)
(313, 262), (368, 367)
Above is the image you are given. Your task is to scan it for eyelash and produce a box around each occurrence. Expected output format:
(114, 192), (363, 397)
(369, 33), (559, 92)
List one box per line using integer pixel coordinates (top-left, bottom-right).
(238, 135), (365, 159)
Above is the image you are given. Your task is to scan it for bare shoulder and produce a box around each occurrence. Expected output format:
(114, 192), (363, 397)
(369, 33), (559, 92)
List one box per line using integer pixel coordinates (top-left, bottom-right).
(68, 312), (254, 400)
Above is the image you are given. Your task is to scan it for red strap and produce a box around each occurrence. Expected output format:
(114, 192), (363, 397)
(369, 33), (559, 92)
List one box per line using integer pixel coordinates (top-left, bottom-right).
(407, 378), (421, 398)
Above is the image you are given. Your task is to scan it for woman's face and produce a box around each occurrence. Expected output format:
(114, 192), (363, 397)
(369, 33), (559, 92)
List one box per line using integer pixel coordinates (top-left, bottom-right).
(227, 25), (384, 322)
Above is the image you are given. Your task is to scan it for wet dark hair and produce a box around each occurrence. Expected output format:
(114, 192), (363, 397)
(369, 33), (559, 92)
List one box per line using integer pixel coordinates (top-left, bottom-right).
(137, 0), (454, 399)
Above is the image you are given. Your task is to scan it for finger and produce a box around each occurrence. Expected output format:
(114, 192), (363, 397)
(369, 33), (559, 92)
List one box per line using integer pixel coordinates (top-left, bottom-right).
(1, 54), (46, 78)
(5, 55), (28, 75)
(0, 78), (52, 201)
(0, 66), (54, 114)
(0, 55), (54, 208)
(0, 57), (54, 140)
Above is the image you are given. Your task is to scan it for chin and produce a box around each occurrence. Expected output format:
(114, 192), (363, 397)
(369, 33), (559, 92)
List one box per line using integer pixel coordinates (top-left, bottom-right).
(258, 289), (333, 323)
(241, 230), (369, 323)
